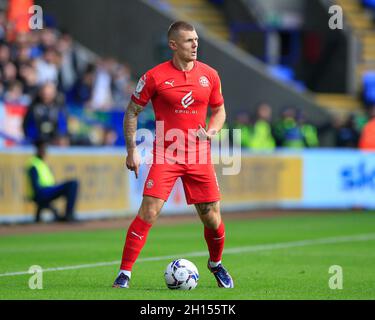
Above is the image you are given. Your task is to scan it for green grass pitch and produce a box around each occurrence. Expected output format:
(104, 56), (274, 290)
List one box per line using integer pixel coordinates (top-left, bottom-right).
(0, 212), (374, 300)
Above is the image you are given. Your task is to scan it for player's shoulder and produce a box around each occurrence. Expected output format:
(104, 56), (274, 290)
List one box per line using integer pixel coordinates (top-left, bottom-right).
(145, 61), (172, 76)
(196, 61), (220, 76)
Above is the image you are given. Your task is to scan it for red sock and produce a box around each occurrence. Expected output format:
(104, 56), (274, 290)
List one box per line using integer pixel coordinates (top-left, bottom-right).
(204, 221), (225, 263)
(120, 215), (152, 271)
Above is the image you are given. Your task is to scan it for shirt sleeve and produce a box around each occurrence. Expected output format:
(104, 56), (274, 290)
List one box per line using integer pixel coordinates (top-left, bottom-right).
(131, 71), (156, 107)
(209, 71), (224, 108)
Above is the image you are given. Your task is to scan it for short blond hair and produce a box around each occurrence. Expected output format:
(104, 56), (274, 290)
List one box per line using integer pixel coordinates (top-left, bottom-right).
(167, 21), (195, 40)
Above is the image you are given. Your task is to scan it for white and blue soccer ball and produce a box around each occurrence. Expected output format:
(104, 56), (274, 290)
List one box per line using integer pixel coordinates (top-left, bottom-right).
(164, 258), (199, 290)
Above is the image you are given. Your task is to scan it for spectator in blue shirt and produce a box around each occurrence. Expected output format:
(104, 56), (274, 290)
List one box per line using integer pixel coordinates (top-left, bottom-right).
(22, 82), (69, 145)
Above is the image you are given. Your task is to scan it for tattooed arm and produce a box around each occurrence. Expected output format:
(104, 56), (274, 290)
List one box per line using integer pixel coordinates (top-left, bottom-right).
(124, 100), (144, 178)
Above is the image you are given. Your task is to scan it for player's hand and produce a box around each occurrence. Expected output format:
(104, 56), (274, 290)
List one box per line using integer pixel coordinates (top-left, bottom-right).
(126, 148), (141, 179)
(197, 124), (217, 140)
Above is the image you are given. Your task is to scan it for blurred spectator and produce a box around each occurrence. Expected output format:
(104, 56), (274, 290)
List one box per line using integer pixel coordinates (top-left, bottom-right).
(333, 114), (360, 148)
(35, 47), (60, 85)
(102, 127), (118, 146)
(13, 31), (31, 51)
(22, 82), (69, 145)
(0, 42), (11, 67)
(57, 31), (84, 92)
(3, 80), (30, 105)
(233, 111), (252, 148)
(18, 62), (39, 97)
(1, 61), (18, 90)
(359, 107), (375, 150)
(66, 115), (92, 146)
(111, 62), (132, 108)
(28, 30), (44, 59)
(297, 110), (319, 148)
(249, 103), (276, 150)
(88, 58), (114, 110)
(68, 63), (95, 106)
(0, 81), (4, 97)
(14, 44), (32, 69)
(25, 139), (79, 223)
(38, 27), (59, 52)
(0, 10), (6, 41)
(87, 124), (105, 146)
(274, 107), (305, 148)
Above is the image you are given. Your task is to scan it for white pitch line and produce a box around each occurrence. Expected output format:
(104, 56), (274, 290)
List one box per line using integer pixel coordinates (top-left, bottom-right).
(0, 233), (374, 278)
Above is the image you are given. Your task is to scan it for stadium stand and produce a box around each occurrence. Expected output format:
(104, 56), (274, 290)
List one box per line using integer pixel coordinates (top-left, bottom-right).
(0, 0), (373, 150)
(0, 0), (143, 147)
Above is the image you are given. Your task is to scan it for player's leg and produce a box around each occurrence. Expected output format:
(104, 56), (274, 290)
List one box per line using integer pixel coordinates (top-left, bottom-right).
(194, 201), (225, 268)
(183, 164), (234, 288)
(113, 195), (165, 288)
(120, 195), (165, 271)
(195, 201), (225, 265)
(113, 164), (181, 288)
(195, 201), (234, 288)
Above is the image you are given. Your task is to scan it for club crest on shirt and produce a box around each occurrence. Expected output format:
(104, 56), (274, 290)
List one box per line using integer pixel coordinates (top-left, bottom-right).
(134, 74), (146, 99)
(199, 76), (210, 87)
(146, 179), (154, 189)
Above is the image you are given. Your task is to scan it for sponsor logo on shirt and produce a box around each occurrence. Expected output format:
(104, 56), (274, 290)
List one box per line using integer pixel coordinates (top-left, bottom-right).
(181, 91), (194, 108)
(199, 76), (210, 87)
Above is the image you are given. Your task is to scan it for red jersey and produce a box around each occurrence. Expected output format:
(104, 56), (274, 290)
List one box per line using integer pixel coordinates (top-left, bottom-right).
(131, 60), (224, 163)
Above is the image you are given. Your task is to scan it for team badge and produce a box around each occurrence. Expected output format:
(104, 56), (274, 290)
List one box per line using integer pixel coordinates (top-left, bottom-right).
(146, 179), (154, 189)
(199, 76), (210, 87)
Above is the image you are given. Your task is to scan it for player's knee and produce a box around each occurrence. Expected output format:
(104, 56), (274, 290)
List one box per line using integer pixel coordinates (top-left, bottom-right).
(139, 207), (159, 224)
(201, 213), (221, 229)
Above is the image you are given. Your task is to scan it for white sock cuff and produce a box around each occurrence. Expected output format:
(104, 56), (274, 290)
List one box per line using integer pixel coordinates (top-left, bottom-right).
(119, 270), (131, 278)
(209, 260), (221, 268)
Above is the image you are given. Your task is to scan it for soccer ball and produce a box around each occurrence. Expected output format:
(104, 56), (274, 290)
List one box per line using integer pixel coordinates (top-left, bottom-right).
(164, 259), (199, 290)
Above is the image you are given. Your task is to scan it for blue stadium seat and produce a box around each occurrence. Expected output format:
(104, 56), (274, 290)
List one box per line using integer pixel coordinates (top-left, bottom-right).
(362, 0), (375, 9)
(267, 65), (306, 92)
(268, 65), (295, 82)
(363, 71), (375, 105)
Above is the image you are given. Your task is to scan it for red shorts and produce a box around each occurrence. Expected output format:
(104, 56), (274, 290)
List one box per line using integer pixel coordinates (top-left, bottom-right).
(143, 163), (221, 205)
